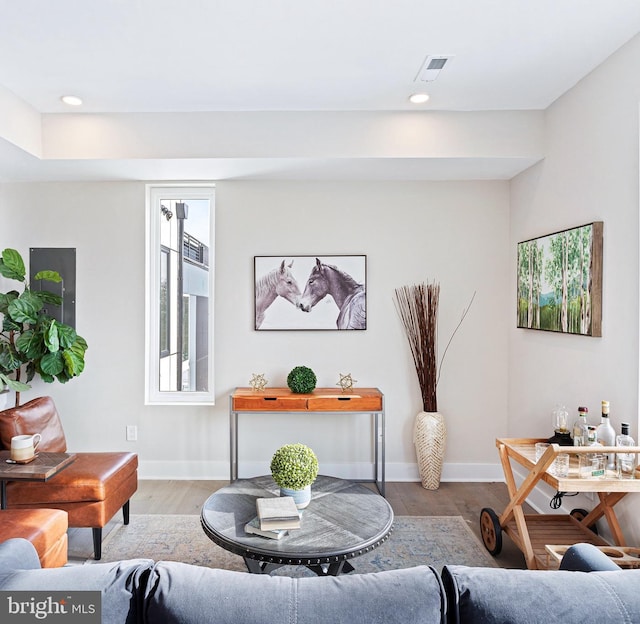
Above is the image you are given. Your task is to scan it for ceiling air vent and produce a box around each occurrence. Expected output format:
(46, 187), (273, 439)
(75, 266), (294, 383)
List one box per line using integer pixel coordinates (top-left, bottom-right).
(416, 55), (454, 82)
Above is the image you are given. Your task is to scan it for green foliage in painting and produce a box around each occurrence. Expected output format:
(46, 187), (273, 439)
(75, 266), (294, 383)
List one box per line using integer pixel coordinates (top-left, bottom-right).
(517, 224), (598, 335)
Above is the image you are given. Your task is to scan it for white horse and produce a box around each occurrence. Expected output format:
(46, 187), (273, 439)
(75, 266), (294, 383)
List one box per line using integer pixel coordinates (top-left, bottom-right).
(255, 260), (301, 329)
(298, 258), (366, 329)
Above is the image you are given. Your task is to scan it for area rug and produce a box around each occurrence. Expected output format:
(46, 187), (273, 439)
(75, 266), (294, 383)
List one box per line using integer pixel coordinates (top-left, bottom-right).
(77, 514), (497, 574)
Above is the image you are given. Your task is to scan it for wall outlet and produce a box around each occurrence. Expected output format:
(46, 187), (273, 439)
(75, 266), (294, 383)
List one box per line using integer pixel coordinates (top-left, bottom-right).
(126, 425), (138, 441)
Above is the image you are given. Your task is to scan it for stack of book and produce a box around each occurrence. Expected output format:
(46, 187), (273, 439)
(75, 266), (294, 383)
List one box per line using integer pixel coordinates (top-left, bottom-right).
(244, 495), (301, 540)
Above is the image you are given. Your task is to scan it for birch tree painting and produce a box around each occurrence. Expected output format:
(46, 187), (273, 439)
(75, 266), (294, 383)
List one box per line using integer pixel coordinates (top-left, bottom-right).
(517, 222), (602, 336)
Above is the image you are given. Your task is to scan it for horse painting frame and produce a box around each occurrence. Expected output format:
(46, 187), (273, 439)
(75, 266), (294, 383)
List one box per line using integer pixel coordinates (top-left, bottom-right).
(517, 222), (603, 336)
(254, 255), (367, 330)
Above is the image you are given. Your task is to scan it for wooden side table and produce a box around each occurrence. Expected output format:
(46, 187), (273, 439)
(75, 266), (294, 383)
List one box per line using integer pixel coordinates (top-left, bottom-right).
(229, 387), (385, 496)
(0, 451), (76, 509)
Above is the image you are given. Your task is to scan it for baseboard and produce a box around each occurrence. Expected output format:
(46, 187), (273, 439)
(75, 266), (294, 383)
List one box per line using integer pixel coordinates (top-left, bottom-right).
(139, 460), (506, 482)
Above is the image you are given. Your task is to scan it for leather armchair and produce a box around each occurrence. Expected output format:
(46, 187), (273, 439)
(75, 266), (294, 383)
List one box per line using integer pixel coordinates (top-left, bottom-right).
(0, 396), (138, 559)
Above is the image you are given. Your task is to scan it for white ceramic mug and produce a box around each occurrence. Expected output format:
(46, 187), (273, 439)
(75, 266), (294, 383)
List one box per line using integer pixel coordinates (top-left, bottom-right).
(10, 434), (41, 461)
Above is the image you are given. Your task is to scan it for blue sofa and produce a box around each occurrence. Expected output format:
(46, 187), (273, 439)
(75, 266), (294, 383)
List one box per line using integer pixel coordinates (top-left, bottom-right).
(0, 539), (638, 623)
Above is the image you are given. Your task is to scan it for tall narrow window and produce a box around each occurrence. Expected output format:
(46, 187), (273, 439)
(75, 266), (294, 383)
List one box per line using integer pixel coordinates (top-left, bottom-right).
(146, 185), (215, 404)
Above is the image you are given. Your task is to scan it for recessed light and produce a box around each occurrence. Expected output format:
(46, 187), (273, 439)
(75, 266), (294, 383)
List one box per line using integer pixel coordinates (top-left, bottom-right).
(409, 93), (430, 104)
(61, 95), (83, 106)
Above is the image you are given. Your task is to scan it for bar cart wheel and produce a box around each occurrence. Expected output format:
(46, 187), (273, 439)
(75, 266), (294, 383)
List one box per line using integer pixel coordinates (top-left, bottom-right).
(570, 508), (599, 535)
(480, 507), (502, 556)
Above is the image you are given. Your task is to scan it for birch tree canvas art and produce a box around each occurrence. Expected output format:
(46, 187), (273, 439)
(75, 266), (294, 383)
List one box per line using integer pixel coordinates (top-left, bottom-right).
(517, 222), (603, 336)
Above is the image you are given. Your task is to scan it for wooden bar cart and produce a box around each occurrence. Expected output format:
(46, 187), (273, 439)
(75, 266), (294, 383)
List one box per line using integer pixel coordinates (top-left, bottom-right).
(480, 438), (640, 569)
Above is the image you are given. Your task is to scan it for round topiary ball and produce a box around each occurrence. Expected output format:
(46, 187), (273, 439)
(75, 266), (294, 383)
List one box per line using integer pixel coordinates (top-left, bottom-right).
(270, 443), (319, 490)
(287, 366), (317, 394)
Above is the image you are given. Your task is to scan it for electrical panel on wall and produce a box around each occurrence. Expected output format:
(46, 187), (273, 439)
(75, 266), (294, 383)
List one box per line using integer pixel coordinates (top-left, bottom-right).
(29, 248), (76, 329)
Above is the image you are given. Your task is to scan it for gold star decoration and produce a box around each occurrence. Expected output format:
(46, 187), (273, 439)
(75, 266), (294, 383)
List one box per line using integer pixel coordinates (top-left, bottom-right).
(337, 373), (356, 391)
(249, 373), (268, 391)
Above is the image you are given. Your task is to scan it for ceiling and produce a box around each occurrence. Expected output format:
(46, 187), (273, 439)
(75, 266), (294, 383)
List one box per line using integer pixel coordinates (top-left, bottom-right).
(1, 0), (639, 181)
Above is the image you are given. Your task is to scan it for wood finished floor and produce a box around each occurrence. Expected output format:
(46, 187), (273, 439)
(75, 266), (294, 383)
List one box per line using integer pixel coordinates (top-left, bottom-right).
(69, 480), (529, 569)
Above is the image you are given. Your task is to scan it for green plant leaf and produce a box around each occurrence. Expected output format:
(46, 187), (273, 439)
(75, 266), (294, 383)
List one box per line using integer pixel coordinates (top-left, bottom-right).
(45, 320), (59, 352)
(33, 270), (62, 283)
(0, 373), (30, 392)
(35, 290), (63, 306)
(16, 330), (46, 360)
(63, 349), (85, 376)
(40, 351), (64, 376)
(56, 323), (77, 349)
(0, 344), (22, 372)
(0, 291), (18, 315)
(38, 370), (55, 383)
(70, 335), (88, 356)
(25, 361), (36, 383)
(21, 290), (45, 312)
(0, 249), (25, 281)
(2, 316), (21, 333)
(7, 297), (39, 324)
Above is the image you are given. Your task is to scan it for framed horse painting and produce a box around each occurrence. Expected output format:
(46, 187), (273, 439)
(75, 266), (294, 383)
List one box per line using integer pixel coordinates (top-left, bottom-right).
(254, 255), (367, 330)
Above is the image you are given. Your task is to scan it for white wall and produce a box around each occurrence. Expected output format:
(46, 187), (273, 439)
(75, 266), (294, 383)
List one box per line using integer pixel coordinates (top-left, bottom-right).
(510, 34), (640, 541)
(0, 179), (509, 481)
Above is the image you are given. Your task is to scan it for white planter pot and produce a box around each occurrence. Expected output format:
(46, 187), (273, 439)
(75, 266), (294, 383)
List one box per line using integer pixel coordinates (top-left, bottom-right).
(414, 411), (447, 490)
(280, 484), (311, 509)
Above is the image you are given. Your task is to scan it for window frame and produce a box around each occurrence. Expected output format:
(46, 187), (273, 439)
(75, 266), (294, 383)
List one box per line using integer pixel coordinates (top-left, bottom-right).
(145, 183), (215, 405)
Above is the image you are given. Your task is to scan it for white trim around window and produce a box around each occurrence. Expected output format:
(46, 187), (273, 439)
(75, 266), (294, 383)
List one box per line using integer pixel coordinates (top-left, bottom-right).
(145, 184), (215, 405)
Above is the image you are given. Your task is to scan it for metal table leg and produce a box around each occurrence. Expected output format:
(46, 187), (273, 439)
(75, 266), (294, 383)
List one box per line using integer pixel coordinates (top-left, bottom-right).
(229, 396), (238, 482)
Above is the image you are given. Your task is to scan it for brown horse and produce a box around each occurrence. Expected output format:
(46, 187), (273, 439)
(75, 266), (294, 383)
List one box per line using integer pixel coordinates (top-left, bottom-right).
(298, 258), (366, 329)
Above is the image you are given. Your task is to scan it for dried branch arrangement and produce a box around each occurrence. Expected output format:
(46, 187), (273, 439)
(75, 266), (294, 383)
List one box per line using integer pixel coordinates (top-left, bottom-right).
(394, 282), (475, 413)
(394, 282), (440, 412)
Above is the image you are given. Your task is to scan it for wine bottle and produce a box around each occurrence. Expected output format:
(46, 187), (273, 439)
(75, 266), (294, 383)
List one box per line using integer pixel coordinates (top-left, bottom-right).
(616, 422), (636, 479)
(572, 406), (589, 446)
(596, 400), (616, 470)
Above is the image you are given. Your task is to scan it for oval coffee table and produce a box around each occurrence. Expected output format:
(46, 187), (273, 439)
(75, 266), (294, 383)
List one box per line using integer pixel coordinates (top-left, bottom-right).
(201, 474), (394, 576)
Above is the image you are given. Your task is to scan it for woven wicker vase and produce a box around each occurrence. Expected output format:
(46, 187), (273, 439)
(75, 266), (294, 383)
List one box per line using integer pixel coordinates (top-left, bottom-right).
(413, 411), (447, 490)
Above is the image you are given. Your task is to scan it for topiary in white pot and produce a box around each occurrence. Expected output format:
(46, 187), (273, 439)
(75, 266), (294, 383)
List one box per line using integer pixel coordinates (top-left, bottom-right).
(270, 443), (319, 509)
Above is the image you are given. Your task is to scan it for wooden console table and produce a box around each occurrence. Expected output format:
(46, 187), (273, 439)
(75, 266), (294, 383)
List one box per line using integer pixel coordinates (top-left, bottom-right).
(229, 387), (385, 496)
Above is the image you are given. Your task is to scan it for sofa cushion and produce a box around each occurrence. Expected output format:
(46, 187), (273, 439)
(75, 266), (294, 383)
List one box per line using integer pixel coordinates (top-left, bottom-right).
(443, 565), (640, 624)
(0, 396), (67, 452)
(143, 562), (445, 624)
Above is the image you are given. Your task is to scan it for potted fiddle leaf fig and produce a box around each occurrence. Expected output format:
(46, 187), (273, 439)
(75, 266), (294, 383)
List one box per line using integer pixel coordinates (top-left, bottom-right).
(270, 443), (319, 509)
(0, 248), (88, 407)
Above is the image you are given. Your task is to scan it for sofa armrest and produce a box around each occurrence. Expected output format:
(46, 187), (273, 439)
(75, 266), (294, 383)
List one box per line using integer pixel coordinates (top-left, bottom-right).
(559, 543), (622, 572)
(0, 538), (41, 573)
(0, 554), (153, 624)
(442, 565), (640, 624)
